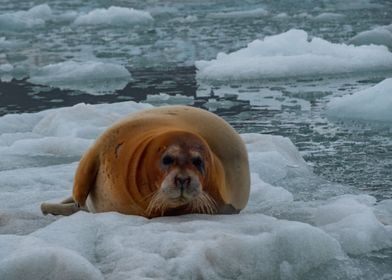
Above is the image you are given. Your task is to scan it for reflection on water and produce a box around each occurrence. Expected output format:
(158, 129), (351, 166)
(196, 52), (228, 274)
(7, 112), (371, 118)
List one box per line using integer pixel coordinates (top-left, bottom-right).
(0, 67), (391, 200)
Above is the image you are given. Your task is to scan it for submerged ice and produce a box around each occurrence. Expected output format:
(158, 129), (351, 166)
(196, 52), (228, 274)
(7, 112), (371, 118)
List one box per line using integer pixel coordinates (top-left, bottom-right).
(0, 101), (391, 280)
(73, 6), (153, 26)
(28, 60), (132, 94)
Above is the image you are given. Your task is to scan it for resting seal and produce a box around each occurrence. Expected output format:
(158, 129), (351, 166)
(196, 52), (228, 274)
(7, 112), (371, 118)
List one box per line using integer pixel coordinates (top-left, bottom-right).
(41, 105), (250, 218)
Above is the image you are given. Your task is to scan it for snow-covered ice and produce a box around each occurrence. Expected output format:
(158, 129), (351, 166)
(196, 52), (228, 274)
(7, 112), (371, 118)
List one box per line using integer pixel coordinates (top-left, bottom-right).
(327, 78), (392, 122)
(73, 6), (153, 27)
(0, 4), (52, 30)
(1, 101), (391, 279)
(195, 29), (392, 81)
(28, 60), (132, 94)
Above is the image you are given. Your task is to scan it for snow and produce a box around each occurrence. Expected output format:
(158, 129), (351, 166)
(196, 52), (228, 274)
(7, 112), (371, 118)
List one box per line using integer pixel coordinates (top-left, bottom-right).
(28, 60), (132, 94)
(349, 24), (392, 49)
(195, 29), (392, 81)
(327, 78), (392, 122)
(0, 4), (52, 30)
(1, 101), (392, 279)
(73, 6), (153, 26)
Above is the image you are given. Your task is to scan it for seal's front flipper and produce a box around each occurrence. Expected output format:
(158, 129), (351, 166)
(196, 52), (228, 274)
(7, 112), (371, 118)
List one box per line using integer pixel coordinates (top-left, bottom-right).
(41, 200), (82, 216)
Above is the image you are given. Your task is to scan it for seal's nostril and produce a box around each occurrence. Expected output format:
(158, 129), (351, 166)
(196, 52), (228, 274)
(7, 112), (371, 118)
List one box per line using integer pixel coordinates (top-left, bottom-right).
(175, 176), (191, 188)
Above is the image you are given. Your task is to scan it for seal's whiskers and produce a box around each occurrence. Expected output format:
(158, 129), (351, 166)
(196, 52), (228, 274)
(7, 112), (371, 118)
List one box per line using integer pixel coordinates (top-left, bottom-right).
(190, 192), (217, 215)
(146, 191), (169, 217)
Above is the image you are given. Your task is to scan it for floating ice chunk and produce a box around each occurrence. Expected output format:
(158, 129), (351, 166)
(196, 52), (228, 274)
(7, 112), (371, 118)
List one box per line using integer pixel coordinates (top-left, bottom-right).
(32, 103), (119, 138)
(314, 194), (376, 226)
(349, 24), (392, 49)
(195, 29), (392, 81)
(144, 93), (194, 106)
(374, 199), (392, 225)
(21, 211), (343, 279)
(315, 195), (392, 255)
(73, 6), (153, 26)
(28, 60), (132, 94)
(0, 4), (52, 30)
(273, 12), (289, 19)
(313, 13), (345, 21)
(0, 63), (13, 82)
(327, 78), (392, 122)
(0, 102), (151, 171)
(0, 64), (13, 72)
(0, 137), (92, 158)
(0, 236), (103, 280)
(172, 15), (198, 23)
(0, 38), (25, 50)
(242, 133), (310, 183)
(245, 173), (294, 213)
(207, 8), (269, 19)
(0, 101), (392, 278)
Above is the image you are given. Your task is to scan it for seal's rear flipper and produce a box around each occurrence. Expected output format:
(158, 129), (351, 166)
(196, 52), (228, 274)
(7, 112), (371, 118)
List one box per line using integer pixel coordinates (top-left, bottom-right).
(72, 146), (100, 207)
(41, 198), (84, 216)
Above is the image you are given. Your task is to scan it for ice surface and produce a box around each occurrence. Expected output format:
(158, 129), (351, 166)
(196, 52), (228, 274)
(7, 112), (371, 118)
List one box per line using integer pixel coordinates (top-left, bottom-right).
(0, 236), (103, 280)
(327, 78), (392, 122)
(349, 24), (392, 49)
(315, 195), (392, 255)
(28, 60), (132, 94)
(73, 6), (153, 26)
(0, 4), (52, 30)
(242, 133), (311, 184)
(195, 29), (392, 81)
(1, 101), (391, 279)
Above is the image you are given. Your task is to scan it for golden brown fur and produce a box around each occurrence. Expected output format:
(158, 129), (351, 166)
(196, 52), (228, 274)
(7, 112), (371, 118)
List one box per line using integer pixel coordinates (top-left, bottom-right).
(41, 105), (250, 218)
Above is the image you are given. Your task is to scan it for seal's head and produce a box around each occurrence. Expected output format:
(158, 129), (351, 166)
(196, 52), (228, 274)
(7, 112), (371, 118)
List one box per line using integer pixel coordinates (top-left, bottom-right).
(144, 130), (217, 217)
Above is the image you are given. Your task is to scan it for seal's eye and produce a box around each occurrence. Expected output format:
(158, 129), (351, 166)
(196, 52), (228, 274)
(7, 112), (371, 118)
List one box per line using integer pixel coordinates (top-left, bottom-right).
(192, 157), (204, 172)
(162, 155), (174, 166)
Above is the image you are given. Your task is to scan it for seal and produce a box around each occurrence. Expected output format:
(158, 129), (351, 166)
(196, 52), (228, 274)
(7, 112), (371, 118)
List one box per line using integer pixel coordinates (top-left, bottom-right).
(41, 105), (250, 218)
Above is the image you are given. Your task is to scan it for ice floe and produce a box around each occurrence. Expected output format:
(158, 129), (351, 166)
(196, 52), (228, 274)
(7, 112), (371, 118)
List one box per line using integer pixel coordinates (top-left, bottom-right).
(0, 101), (391, 279)
(195, 29), (392, 81)
(327, 78), (392, 122)
(73, 6), (153, 27)
(312, 13), (345, 21)
(28, 60), (132, 94)
(349, 24), (392, 49)
(0, 4), (52, 30)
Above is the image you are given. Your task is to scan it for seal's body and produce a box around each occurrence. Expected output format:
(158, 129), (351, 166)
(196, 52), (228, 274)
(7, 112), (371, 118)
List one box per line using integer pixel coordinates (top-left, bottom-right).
(41, 106), (250, 218)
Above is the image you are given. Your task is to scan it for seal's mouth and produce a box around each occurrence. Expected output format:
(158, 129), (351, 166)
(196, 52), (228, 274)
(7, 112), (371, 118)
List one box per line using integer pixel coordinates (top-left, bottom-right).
(146, 189), (217, 217)
(168, 195), (193, 205)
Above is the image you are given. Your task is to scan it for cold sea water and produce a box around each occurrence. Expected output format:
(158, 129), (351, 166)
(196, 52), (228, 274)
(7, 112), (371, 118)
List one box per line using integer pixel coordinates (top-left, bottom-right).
(1, 0), (392, 279)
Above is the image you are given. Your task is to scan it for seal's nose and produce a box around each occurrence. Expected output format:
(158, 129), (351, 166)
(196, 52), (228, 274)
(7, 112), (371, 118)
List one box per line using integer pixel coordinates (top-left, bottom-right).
(175, 175), (191, 189)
